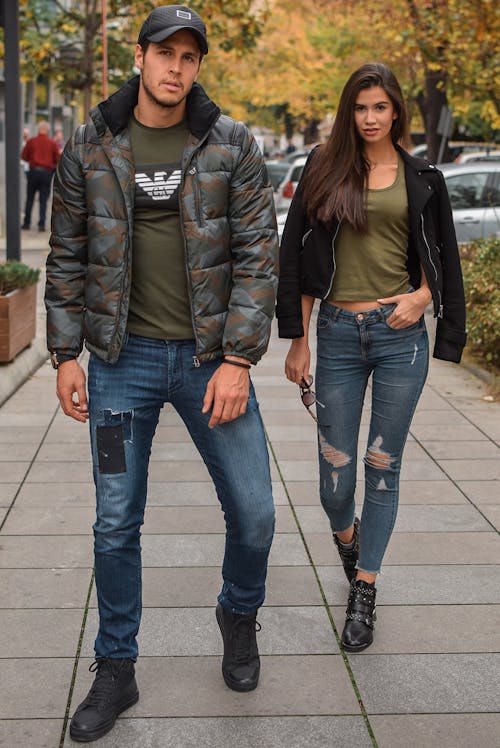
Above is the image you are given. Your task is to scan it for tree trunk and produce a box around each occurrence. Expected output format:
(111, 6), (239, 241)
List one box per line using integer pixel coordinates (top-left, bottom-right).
(303, 119), (319, 145)
(416, 68), (448, 163)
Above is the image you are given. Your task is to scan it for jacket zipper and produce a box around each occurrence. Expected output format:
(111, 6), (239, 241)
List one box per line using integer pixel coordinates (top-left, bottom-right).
(189, 165), (205, 226)
(420, 215), (443, 318)
(322, 221), (341, 300)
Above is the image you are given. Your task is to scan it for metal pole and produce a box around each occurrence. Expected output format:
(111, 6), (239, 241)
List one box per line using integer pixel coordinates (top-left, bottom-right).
(3, 0), (21, 260)
(102, 0), (108, 99)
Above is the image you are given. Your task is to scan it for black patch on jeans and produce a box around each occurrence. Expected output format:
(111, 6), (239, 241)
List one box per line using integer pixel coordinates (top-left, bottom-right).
(96, 424), (126, 474)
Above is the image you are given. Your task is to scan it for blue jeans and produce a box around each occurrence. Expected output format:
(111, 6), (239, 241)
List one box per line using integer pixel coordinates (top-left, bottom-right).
(315, 301), (429, 574)
(87, 334), (275, 660)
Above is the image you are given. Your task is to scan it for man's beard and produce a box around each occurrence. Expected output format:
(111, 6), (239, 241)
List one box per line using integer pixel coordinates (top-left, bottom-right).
(142, 75), (183, 109)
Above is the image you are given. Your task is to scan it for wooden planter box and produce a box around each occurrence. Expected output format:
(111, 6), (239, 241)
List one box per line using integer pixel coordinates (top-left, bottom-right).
(0, 284), (37, 362)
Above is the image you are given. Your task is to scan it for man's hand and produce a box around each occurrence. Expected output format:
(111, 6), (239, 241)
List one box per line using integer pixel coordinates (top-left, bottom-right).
(56, 359), (89, 422)
(377, 287), (432, 329)
(202, 359), (250, 428)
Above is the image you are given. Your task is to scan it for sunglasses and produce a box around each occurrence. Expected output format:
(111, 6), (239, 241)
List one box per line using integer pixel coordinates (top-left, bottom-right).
(299, 376), (324, 422)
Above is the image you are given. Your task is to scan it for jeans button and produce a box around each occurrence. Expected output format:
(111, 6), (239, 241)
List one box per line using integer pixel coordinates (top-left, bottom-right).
(356, 313), (363, 321)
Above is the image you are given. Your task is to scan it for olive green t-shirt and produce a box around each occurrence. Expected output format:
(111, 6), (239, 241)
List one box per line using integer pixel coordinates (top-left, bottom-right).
(327, 155), (410, 301)
(127, 116), (194, 339)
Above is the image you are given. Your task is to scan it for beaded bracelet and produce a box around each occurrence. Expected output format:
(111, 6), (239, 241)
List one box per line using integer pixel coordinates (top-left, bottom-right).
(223, 358), (251, 370)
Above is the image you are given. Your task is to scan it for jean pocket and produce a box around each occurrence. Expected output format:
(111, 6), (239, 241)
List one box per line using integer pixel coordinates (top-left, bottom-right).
(317, 315), (331, 331)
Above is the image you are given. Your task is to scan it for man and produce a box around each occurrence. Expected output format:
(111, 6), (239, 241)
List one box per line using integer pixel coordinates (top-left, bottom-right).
(45, 5), (278, 743)
(21, 121), (59, 231)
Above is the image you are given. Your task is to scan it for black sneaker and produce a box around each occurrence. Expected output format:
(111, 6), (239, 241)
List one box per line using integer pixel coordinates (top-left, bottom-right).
(216, 603), (261, 692)
(69, 658), (139, 743)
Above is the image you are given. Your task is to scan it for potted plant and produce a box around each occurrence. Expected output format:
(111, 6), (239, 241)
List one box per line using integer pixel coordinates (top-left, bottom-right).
(0, 260), (41, 362)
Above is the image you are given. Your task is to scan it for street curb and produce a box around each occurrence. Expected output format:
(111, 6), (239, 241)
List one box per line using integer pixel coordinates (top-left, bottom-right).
(0, 337), (49, 408)
(461, 360), (495, 385)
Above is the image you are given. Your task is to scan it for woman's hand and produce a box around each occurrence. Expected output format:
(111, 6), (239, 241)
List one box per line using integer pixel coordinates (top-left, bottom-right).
(285, 338), (311, 385)
(377, 287), (432, 329)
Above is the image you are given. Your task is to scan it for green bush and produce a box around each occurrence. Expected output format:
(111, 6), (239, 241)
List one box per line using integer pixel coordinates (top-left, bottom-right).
(0, 260), (40, 296)
(460, 237), (500, 369)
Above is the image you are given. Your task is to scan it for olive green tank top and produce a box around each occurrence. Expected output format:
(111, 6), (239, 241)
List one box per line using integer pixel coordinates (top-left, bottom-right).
(127, 115), (194, 340)
(327, 155), (410, 301)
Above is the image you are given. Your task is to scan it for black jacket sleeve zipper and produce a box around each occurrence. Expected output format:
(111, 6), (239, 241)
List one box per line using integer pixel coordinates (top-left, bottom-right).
(420, 215), (443, 318)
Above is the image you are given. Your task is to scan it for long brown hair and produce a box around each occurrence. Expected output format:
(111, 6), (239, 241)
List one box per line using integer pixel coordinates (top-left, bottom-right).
(302, 62), (409, 232)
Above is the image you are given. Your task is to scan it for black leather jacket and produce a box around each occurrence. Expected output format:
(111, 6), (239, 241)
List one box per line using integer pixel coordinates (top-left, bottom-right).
(276, 145), (466, 363)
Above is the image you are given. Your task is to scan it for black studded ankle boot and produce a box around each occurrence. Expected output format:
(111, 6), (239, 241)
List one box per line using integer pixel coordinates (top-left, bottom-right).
(341, 579), (377, 652)
(333, 517), (360, 582)
(216, 603), (261, 692)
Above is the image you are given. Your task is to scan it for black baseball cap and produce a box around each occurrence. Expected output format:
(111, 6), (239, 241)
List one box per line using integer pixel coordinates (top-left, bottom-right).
(137, 5), (208, 55)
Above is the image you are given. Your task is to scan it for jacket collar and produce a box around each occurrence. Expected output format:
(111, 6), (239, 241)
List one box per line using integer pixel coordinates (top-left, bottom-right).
(92, 75), (220, 141)
(396, 144), (439, 215)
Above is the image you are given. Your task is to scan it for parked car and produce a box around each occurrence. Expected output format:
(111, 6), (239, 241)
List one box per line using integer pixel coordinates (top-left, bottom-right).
(264, 160), (289, 196)
(410, 141), (499, 164)
(274, 156), (307, 215)
(452, 150), (500, 164)
(441, 162), (500, 242)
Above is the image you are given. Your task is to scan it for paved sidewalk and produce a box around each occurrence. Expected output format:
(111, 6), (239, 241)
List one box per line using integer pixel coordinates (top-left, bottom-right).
(0, 236), (499, 746)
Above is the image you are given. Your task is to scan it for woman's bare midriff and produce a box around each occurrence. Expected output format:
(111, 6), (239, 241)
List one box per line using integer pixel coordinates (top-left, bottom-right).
(328, 299), (383, 312)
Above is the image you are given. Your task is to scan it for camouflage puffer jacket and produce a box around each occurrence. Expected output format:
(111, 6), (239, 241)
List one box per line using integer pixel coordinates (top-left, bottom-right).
(45, 76), (278, 364)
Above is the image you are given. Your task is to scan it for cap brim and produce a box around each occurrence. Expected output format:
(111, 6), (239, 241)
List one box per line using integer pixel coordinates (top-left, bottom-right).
(143, 25), (208, 55)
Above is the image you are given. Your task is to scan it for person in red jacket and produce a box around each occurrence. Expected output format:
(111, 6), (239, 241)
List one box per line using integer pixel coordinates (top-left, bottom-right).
(21, 121), (60, 231)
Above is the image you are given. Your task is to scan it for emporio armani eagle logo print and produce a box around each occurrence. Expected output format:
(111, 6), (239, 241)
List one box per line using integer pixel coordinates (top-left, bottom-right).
(135, 163), (182, 210)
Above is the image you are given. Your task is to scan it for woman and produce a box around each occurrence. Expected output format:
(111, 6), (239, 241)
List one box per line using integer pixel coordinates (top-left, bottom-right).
(276, 63), (466, 652)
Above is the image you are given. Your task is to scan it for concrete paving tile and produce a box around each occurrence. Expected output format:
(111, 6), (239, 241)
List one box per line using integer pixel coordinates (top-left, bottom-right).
(457, 480), (500, 503)
(437, 459), (500, 481)
(0, 658), (74, 718)
(0, 414), (55, 428)
(44, 424), (92, 444)
(318, 565), (500, 605)
(0, 426), (46, 443)
(305, 530), (500, 566)
(70, 655), (360, 718)
(0, 507), (7, 524)
(296, 504), (489, 533)
(464, 417), (500, 441)
(89, 565), (322, 609)
(0, 462), (30, 483)
(0, 443), (39, 461)
(409, 423), (488, 441)
(2, 506), (94, 534)
(141, 533), (309, 567)
(330, 605), (500, 654)
(26, 460), (93, 483)
(262, 411), (325, 426)
(370, 713), (500, 748)
(420, 440), (500, 459)
(0, 484), (17, 507)
(258, 397), (300, 411)
(0, 535), (93, 568)
(36, 442), (92, 461)
(15, 482), (96, 507)
(81, 606), (337, 658)
(0, 719), (64, 748)
(409, 410), (469, 425)
(139, 505), (296, 535)
(0, 568), (92, 608)
(0, 609), (84, 657)
(396, 481), (468, 504)
(149, 442), (202, 461)
(477, 504), (500, 530)
(265, 424), (323, 442)
(349, 653), (500, 713)
(65, 716), (372, 748)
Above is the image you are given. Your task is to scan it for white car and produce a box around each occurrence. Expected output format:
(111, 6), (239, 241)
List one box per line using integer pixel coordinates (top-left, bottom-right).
(441, 162), (500, 242)
(274, 156), (307, 215)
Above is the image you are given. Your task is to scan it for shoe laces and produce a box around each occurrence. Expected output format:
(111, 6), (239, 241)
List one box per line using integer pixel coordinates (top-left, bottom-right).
(83, 660), (123, 708)
(229, 616), (261, 662)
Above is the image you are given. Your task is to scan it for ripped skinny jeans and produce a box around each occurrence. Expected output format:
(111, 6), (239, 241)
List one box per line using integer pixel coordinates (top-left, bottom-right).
(315, 301), (429, 574)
